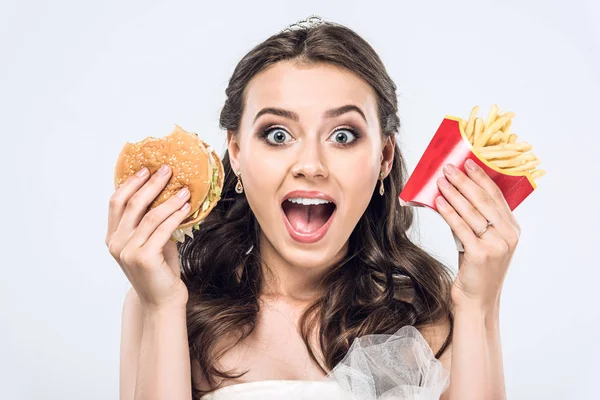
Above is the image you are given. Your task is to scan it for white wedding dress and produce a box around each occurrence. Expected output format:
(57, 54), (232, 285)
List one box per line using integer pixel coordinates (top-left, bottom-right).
(200, 325), (450, 400)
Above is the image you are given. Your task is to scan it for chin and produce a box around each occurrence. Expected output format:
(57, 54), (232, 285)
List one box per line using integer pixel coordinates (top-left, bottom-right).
(283, 249), (334, 270)
(282, 233), (350, 270)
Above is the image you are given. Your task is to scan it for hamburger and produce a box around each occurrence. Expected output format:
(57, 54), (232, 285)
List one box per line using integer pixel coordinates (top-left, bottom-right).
(113, 124), (224, 243)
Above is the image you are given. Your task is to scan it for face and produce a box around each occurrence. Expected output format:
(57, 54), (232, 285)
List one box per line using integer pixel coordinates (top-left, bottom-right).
(228, 60), (394, 271)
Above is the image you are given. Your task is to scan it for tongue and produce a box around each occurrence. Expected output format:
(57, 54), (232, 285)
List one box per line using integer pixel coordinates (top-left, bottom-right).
(284, 203), (332, 234)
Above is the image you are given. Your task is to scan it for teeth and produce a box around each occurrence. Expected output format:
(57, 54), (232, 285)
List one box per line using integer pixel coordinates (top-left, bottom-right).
(287, 197), (332, 205)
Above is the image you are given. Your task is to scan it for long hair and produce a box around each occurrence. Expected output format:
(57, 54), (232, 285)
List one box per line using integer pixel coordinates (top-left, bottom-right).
(178, 20), (455, 399)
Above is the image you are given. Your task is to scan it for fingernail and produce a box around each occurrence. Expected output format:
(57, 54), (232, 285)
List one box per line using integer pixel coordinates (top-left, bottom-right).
(136, 167), (149, 177)
(158, 164), (170, 176)
(443, 164), (457, 175)
(465, 159), (478, 171)
(437, 177), (451, 188)
(177, 187), (189, 198)
(436, 196), (448, 208)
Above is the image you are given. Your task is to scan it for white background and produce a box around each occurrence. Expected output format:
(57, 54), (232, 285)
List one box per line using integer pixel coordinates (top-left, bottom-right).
(1, 0), (599, 399)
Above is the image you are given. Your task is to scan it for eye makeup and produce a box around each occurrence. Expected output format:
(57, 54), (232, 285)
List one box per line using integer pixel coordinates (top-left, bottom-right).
(257, 124), (364, 148)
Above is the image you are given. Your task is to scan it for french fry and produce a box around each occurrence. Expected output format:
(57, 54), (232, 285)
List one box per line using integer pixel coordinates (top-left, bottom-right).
(461, 104), (544, 180)
(498, 132), (511, 144)
(501, 159), (542, 173)
(472, 117), (483, 145)
(488, 152), (538, 168)
(501, 119), (512, 135)
(488, 130), (505, 145)
(483, 104), (498, 132)
(475, 149), (524, 159)
(530, 169), (546, 180)
(465, 105), (479, 142)
(476, 111), (515, 147)
(476, 142), (532, 152)
(488, 112), (515, 135)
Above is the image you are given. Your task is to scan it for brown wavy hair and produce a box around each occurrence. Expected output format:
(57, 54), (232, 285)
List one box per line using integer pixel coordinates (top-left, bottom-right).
(178, 20), (455, 399)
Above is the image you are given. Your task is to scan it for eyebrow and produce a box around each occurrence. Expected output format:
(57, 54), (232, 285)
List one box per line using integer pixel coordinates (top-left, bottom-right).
(253, 104), (367, 125)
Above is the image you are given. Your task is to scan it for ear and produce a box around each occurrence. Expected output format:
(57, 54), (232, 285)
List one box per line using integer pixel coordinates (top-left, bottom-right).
(227, 130), (241, 173)
(380, 134), (395, 177)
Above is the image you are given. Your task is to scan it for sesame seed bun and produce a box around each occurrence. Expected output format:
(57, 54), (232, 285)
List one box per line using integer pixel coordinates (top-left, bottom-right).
(113, 124), (224, 242)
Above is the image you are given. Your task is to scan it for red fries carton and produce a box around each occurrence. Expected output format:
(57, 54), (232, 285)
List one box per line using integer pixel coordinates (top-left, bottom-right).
(399, 116), (537, 250)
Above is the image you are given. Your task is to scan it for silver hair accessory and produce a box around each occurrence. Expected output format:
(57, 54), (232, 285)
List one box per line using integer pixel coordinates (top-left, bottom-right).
(280, 14), (327, 34)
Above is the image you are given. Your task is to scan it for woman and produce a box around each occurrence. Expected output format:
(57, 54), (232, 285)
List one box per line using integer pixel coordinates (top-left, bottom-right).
(108, 16), (516, 400)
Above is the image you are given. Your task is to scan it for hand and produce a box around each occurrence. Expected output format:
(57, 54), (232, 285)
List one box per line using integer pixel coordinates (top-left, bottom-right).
(106, 164), (191, 309)
(435, 159), (521, 312)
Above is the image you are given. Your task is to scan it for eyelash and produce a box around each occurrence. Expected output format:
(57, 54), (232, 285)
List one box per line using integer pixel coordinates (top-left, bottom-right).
(258, 125), (362, 147)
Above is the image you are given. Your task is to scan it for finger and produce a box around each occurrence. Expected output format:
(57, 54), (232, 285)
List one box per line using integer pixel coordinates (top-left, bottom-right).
(435, 196), (479, 250)
(442, 163), (516, 236)
(106, 167), (150, 244)
(463, 159), (521, 234)
(437, 177), (490, 234)
(142, 202), (192, 261)
(129, 187), (191, 249)
(118, 165), (173, 234)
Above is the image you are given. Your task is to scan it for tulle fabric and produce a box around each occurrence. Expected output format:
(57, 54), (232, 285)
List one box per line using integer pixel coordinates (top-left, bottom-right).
(324, 325), (450, 399)
(201, 325), (449, 400)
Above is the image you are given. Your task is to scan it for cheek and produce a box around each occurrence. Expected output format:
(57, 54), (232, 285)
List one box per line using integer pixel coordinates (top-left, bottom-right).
(238, 147), (284, 220)
(338, 165), (377, 214)
(330, 152), (378, 225)
(334, 146), (379, 191)
(239, 139), (287, 178)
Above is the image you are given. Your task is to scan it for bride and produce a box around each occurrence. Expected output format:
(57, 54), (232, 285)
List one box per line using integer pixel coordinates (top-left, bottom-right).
(107, 15), (515, 400)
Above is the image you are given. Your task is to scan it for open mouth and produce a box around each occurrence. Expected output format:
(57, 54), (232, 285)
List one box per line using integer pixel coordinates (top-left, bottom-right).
(281, 199), (336, 239)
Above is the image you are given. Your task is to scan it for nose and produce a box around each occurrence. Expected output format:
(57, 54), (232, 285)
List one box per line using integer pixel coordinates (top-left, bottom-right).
(290, 139), (328, 180)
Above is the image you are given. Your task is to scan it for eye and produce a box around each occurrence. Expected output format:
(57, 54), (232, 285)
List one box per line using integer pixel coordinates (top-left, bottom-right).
(261, 126), (293, 146)
(328, 127), (359, 145)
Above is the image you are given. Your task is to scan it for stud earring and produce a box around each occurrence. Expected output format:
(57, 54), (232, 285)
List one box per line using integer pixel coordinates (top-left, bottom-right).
(235, 170), (244, 194)
(379, 171), (385, 196)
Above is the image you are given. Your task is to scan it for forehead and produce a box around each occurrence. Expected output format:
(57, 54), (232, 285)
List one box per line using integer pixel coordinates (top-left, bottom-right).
(242, 60), (378, 124)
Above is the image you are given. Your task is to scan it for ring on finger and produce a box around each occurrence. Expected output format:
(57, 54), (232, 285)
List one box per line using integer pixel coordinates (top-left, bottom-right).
(475, 219), (493, 238)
